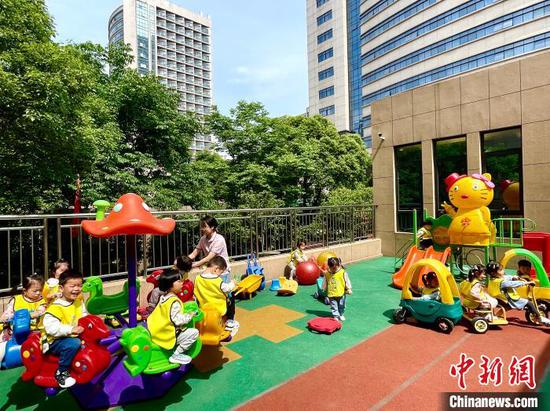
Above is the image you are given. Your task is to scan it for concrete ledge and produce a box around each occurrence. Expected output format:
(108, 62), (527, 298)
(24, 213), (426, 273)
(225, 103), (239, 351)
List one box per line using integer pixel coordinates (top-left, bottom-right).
(0, 239), (381, 309)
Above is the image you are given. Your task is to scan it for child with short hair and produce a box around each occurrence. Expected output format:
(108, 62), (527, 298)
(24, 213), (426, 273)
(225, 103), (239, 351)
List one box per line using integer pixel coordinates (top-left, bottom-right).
(418, 272), (441, 301)
(416, 221), (433, 250)
(41, 270), (87, 388)
(517, 259), (533, 281)
(175, 255), (193, 281)
(486, 261), (550, 326)
(0, 275), (47, 363)
(322, 257), (352, 321)
(44, 258), (71, 303)
(193, 256), (238, 333)
(147, 268), (199, 365)
(286, 240), (308, 280)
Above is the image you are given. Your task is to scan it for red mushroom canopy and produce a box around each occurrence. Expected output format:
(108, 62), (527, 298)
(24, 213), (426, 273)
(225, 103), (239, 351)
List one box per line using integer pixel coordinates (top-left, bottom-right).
(82, 193), (176, 238)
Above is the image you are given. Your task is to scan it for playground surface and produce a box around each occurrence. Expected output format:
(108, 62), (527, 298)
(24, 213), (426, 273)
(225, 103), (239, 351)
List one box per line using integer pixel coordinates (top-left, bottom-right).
(0, 256), (549, 410)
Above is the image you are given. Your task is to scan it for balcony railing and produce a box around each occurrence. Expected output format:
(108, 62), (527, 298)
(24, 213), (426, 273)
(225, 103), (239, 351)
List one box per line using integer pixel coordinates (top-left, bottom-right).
(0, 205), (375, 293)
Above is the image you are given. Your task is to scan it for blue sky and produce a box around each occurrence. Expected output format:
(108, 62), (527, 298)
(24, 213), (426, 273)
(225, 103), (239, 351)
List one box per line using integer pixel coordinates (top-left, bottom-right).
(44, 0), (308, 117)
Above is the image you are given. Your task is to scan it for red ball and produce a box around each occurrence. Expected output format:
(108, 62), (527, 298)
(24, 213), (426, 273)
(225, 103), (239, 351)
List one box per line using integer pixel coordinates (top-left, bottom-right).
(296, 261), (320, 285)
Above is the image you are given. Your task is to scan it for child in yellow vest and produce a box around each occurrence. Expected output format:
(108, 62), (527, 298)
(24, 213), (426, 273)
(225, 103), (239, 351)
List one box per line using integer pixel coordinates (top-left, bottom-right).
(418, 272), (441, 301)
(194, 256), (239, 333)
(286, 240), (308, 279)
(43, 258), (70, 304)
(0, 274), (47, 363)
(147, 268), (199, 365)
(517, 259), (533, 281)
(41, 270), (87, 389)
(461, 265), (498, 310)
(486, 261), (550, 326)
(322, 257), (352, 321)
(1, 274), (47, 331)
(416, 221), (433, 250)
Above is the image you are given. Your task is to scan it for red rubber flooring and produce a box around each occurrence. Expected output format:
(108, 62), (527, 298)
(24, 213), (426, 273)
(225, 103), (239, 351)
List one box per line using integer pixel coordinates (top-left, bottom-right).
(239, 311), (550, 411)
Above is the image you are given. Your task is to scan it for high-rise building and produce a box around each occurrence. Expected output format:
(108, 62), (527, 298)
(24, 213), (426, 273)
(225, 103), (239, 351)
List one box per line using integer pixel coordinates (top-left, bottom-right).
(109, 0), (213, 154)
(307, 0), (550, 149)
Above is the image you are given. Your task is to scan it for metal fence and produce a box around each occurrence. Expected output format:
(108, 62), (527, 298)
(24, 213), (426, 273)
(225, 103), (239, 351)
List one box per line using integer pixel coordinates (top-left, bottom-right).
(0, 204), (375, 294)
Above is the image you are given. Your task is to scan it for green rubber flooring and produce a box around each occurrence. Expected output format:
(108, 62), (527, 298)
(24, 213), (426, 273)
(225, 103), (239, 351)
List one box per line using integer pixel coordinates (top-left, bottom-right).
(0, 256), (399, 410)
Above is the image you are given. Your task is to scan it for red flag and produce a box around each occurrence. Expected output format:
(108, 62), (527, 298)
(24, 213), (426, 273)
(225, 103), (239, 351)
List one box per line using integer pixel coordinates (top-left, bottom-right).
(71, 175), (81, 237)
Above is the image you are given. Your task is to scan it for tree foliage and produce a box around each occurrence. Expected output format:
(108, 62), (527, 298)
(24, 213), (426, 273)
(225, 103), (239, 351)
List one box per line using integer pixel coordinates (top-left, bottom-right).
(0, 1), (373, 214)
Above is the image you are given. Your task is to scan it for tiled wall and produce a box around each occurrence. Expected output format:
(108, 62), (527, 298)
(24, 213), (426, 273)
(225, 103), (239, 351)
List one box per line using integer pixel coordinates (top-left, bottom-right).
(371, 49), (550, 255)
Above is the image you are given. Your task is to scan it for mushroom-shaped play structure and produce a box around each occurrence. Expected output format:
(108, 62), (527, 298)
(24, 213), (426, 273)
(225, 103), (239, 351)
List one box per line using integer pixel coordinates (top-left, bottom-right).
(68, 193), (198, 408)
(82, 193), (175, 327)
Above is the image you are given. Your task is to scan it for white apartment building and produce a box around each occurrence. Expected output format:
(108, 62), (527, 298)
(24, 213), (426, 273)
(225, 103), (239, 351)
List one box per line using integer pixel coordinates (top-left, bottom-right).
(109, 0), (214, 154)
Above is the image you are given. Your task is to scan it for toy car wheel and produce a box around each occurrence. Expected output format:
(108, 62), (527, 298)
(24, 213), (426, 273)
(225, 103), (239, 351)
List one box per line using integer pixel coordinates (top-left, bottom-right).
(393, 307), (408, 324)
(436, 317), (454, 334)
(472, 317), (488, 334)
(525, 304), (548, 325)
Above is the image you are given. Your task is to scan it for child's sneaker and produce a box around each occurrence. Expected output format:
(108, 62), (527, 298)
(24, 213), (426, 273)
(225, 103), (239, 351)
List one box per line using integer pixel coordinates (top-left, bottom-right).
(169, 353), (192, 365)
(539, 316), (550, 326)
(340, 315), (346, 321)
(55, 369), (76, 388)
(225, 319), (237, 330)
(333, 316), (341, 322)
(226, 319), (240, 336)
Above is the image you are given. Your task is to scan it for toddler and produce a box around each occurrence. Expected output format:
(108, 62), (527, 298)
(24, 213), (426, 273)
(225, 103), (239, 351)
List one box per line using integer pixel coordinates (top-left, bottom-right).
(286, 240), (308, 280)
(517, 259), (533, 281)
(416, 221), (433, 250)
(41, 270), (87, 388)
(194, 256), (238, 333)
(43, 259), (70, 303)
(418, 272), (441, 301)
(322, 257), (352, 321)
(0, 275), (47, 363)
(486, 261), (550, 326)
(147, 268), (199, 365)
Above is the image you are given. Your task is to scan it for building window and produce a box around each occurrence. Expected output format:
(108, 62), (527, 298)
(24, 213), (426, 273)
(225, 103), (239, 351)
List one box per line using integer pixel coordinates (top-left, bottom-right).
(317, 47), (333, 63)
(317, 10), (332, 26)
(318, 66), (334, 80)
(362, 1), (550, 84)
(319, 85), (334, 99)
(434, 137), (467, 215)
(317, 29), (333, 44)
(395, 143), (423, 232)
(362, 135), (372, 149)
(482, 128), (523, 217)
(316, 0), (329, 7)
(319, 105), (335, 116)
(362, 32), (550, 106)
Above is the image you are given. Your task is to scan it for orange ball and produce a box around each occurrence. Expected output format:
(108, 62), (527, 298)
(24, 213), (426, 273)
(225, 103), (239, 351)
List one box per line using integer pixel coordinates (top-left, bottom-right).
(317, 251), (337, 270)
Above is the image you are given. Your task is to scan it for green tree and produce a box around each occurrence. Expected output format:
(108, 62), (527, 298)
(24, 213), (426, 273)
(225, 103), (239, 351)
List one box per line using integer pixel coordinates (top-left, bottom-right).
(207, 102), (372, 208)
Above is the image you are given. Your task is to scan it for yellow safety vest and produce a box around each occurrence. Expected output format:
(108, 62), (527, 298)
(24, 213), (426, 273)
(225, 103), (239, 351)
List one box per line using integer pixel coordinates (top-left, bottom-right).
(13, 295), (46, 330)
(417, 227), (432, 240)
(43, 281), (59, 300)
(288, 249), (305, 265)
(326, 268), (346, 298)
(488, 278), (520, 301)
(422, 287), (439, 296)
(147, 295), (181, 350)
(459, 279), (484, 309)
(194, 275), (227, 316)
(41, 299), (84, 345)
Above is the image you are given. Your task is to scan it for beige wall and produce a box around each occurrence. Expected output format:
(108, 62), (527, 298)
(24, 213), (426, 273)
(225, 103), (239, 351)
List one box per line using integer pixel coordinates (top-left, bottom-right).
(371, 49), (550, 256)
(0, 239), (381, 311)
